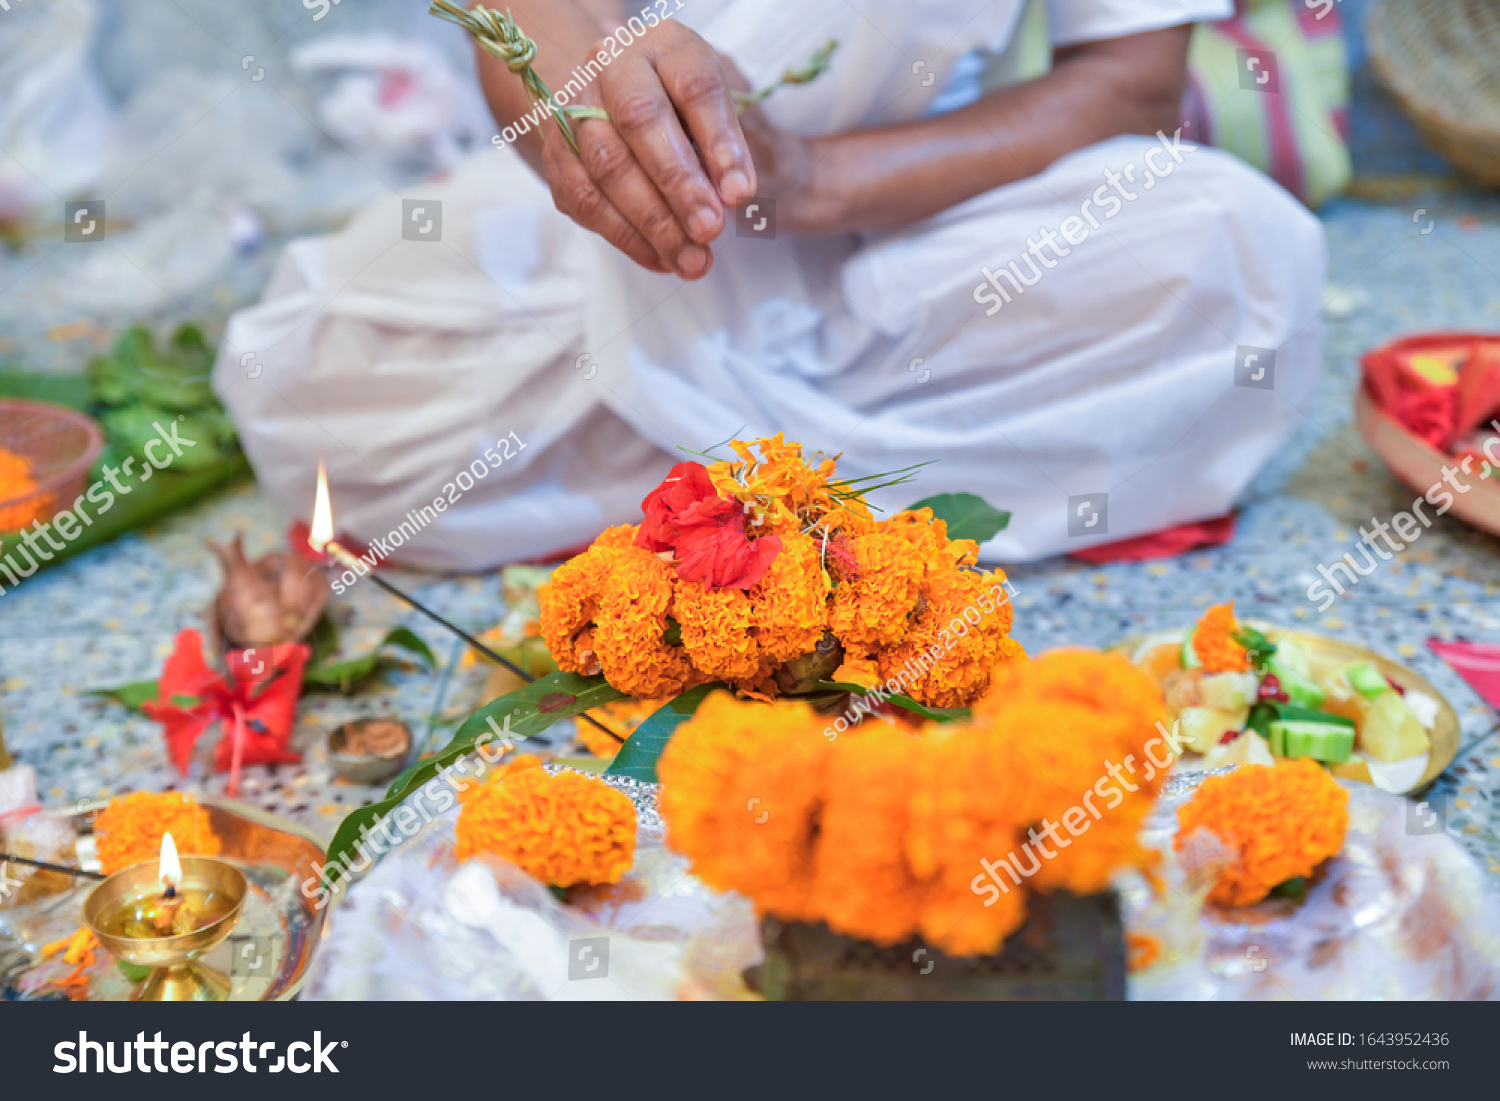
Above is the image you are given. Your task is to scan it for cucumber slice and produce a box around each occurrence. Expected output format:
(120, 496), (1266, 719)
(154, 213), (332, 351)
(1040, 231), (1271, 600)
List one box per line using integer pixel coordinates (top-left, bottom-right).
(1268, 657), (1328, 709)
(1274, 704), (1355, 728)
(1346, 662), (1391, 701)
(1180, 628), (1201, 669)
(1270, 720), (1355, 763)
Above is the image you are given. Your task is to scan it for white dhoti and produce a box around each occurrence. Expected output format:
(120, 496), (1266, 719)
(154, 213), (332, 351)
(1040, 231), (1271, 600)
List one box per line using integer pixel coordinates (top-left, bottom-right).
(214, 0), (1324, 568)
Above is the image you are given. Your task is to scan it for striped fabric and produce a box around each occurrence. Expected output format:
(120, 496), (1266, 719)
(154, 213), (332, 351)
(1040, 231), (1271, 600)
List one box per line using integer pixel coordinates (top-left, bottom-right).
(1184, 0), (1351, 207)
(982, 0), (1352, 208)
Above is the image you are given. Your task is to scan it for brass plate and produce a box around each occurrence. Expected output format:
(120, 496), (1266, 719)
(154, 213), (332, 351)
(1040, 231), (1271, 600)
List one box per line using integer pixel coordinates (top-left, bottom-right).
(1111, 624), (1461, 793)
(0, 798), (330, 1001)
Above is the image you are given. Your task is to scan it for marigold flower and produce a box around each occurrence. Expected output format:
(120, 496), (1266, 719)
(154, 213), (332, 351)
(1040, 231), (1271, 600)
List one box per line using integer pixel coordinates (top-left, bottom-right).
(746, 530), (827, 665)
(974, 651), (1167, 897)
(0, 447), (50, 532)
(455, 767), (636, 887)
(658, 692), (830, 920)
(673, 580), (766, 683)
(95, 792), (221, 875)
(659, 652), (1161, 957)
(806, 725), (926, 945)
(829, 530), (924, 653)
(1192, 602), (1250, 674)
(592, 547), (698, 698)
(537, 527), (632, 673)
(1175, 759), (1349, 907)
(878, 569), (1015, 708)
(455, 753), (543, 804)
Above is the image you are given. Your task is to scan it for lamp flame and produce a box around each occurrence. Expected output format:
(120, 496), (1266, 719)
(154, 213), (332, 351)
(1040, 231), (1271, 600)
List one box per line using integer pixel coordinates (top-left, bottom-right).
(309, 459), (333, 553)
(158, 832), (181, 892)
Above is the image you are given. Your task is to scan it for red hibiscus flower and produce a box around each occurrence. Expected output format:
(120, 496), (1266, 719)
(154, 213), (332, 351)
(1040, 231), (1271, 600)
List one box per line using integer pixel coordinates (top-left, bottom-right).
(635, 461), (781, 590)
(142, 629), (308, 794)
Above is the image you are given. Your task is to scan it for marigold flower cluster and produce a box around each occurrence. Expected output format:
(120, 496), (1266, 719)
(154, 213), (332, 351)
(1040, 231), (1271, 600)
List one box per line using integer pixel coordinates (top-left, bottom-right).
(658, 651), (1166, 957)
(1192, 602), (1250, 674)
(1174, 758), (1349, 907)
(539, 436), (1017, 705)
(95, 792), (221, 875)
(454, 767), (636, 887)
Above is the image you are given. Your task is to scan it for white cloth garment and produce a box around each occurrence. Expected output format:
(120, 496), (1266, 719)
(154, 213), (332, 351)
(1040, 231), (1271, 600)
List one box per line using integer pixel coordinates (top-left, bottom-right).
(214, 0), (1327, 569)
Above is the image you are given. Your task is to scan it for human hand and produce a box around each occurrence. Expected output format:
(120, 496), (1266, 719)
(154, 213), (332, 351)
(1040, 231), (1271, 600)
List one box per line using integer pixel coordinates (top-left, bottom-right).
(542, 19), (757, 278)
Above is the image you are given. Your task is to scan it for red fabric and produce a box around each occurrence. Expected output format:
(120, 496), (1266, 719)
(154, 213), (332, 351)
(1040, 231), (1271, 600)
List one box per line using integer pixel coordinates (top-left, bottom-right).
(1426, 639), (1500, 710)
(142, 629), (307, 793)
(1069, 513), (1237, 564)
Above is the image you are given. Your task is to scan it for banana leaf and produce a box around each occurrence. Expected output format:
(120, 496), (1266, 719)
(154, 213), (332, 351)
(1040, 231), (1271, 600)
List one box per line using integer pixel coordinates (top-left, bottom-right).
(817, 681), (971, 723)
(604, 683), (723, 782)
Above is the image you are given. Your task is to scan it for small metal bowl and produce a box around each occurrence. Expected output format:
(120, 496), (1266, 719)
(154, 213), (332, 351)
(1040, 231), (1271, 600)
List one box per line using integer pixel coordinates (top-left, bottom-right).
(327, 718), (412, 785)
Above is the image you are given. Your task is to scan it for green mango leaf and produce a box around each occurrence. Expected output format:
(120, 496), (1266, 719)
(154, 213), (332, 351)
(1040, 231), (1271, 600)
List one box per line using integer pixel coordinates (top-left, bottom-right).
(307, 614), (341, 669)
(323, 672), (625, 889)
(303, 627), (436, 693)
(905, 492), (1010, 543)
(817, 681), (971, 724)
(605, 683), (723, 782)
(90, 680), (161, 712)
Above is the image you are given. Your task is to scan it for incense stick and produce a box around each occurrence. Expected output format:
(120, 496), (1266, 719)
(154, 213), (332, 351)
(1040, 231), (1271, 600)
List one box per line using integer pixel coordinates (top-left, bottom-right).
(0, 855), (105, 881)
(324, 543), (624, 744)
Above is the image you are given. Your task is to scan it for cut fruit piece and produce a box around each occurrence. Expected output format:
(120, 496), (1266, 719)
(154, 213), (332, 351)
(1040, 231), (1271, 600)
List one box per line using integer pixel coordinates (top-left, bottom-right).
(1200, 672), (1258, 710)
(1177, 706), (1250, 754)
(1346, 662), (1391, 700)
(1267, 657), (1326, 708)
(1203, 730), (1277, 769)
(1330, 756), (1373, 784)
(1269, 719), (1355, 763)
(1319, 678), (1373, 725)
(1402, 689), (1440, 730)
(1359, 690), (1430, 763)
(1273, 637), (1313, 680)
(1181, 628), (1201, 669)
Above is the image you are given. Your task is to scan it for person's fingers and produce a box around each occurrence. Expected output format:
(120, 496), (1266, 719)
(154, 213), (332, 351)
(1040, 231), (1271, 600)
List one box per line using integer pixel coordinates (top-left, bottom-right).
(596, 50), (724, 245)
(573, 116), (711, 277)
(653, 38), (757, 208)
(544, 134), (668, 274)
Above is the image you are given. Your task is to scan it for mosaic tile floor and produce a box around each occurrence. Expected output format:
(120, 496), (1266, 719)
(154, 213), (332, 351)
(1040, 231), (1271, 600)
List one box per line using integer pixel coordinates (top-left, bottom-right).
(1, 191), (1498, 889)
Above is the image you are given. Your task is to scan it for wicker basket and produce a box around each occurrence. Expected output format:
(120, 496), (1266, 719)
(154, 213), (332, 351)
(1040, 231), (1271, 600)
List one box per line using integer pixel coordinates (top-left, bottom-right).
(1367, 0), (1500, 187)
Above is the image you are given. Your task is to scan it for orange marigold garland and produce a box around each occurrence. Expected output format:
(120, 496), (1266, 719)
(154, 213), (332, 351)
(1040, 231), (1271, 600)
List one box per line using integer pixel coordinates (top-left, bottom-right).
(95, 792), (221, 875)
(1174, 758), (1349, 907)
(659, 651), (1166, 957)
(455, 767), (636, 887)
(538, 436), (1019, 709)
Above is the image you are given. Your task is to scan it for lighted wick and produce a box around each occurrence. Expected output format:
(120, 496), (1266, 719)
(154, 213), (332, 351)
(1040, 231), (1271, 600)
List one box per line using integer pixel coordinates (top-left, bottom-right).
(152, 833), (185, 935)
(307, 462), (621, 743)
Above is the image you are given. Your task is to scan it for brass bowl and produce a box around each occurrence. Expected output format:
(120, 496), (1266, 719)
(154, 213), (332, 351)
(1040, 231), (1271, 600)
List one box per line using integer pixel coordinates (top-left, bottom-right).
(81, 856), (247, 1001)
(1113, 623), (1461, 793)
(327, 718), (413, 784)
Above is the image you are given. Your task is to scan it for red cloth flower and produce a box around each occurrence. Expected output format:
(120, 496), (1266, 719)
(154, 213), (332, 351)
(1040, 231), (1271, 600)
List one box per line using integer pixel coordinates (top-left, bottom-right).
(142, 629), (307, 794)
(635, 461), (781, 589)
